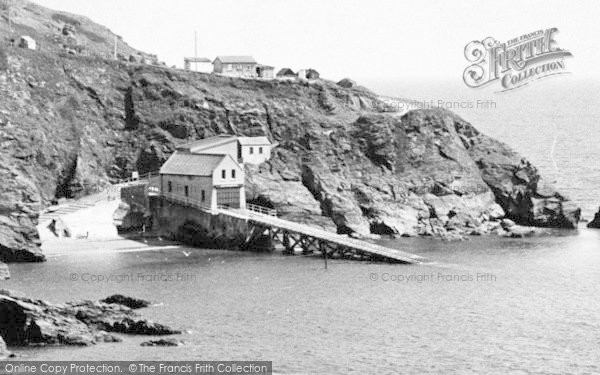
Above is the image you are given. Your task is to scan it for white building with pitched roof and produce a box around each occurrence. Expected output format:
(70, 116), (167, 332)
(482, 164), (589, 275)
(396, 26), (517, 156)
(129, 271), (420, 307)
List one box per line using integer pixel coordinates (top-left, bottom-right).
(237, 136), (272, 165)
(159, 135), (274, 210)
(212, 56), (258, 78)
(176, 135), (273, 165)
(159, 152), (245, 210)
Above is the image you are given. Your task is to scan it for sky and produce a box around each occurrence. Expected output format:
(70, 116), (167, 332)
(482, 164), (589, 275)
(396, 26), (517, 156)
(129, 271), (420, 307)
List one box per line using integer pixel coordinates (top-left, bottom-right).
(31, 0), (600, 84)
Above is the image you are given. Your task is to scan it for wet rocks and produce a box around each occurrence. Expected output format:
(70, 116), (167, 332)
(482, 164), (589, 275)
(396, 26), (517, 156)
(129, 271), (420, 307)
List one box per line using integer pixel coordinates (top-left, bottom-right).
(501, 225), (539, 238)
(0, 291), (179, 347)
(587, 207), (600, 228)
(94, 330), (122, 343)
(101, 294), (150, 309)
(67, 300), (180, 335)
(140, 338), (184, 347)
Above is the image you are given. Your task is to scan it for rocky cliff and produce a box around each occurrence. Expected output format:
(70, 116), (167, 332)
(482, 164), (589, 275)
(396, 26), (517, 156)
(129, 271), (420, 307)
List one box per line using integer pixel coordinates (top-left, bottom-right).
(0, 9), (581, 261)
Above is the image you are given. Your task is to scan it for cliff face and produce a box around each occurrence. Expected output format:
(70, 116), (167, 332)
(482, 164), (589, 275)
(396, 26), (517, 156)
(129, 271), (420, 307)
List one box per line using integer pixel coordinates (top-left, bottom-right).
(0, 45), (581, 261)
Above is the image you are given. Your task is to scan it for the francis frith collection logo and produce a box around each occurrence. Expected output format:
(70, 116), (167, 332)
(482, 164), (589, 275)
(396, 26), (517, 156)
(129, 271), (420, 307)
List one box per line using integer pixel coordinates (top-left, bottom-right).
(463, 28), (572, 92)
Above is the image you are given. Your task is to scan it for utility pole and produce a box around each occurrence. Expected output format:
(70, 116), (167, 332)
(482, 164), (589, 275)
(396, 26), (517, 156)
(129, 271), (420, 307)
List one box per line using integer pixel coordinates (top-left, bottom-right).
(194, 30), (198, 71)
(2, 0), (13, 39)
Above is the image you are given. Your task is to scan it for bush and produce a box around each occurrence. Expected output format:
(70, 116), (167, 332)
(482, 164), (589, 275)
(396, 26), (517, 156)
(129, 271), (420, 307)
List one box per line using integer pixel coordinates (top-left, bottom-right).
(79, 28), (106, 44)
(0, 48), (8, 70)
(51, 13), (81, 26)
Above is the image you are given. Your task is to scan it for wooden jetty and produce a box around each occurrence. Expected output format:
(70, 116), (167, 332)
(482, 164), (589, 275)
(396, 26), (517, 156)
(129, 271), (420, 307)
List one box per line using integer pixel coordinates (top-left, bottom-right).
(220, 206), (428, 264)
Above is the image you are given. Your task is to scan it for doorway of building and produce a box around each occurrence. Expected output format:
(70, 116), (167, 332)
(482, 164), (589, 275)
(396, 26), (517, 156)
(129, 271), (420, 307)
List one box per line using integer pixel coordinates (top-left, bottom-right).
(216, 187), (241, 208)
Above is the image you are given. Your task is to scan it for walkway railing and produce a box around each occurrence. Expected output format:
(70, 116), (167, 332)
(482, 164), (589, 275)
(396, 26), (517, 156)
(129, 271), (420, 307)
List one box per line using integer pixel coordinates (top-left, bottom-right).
(245, 203), (277, 216)
(116, 171), (160, 185)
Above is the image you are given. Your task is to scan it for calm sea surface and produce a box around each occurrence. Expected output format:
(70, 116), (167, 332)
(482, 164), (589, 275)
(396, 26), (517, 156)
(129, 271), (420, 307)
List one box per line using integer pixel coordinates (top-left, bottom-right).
(4, 230), (600, 374)
(2, 78), (600, 374)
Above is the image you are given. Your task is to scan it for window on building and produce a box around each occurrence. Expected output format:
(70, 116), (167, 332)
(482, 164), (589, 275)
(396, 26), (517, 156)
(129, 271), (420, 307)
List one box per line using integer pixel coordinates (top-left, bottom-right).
(227, 64), (233, 71)
(249, 147), (254, 154)
(184, 186), (189, 197)
(167, 181), (172, 193)
(259, 147), (263, 154)
(201, 190), (206, 202)
(222, 170), (226, 179)
(231, 169), (236, 179)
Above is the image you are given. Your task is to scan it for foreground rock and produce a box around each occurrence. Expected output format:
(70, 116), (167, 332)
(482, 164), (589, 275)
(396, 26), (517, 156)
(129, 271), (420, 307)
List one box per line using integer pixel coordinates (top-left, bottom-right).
(0, 291), (179, 347)
(587, 207), (600, 228)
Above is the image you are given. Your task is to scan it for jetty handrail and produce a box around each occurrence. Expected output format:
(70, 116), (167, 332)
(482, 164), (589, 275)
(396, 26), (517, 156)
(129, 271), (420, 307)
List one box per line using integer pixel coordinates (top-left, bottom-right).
(160, 192), (213, 212)
(216, 207), (427, 263)
(245, 203), (277, 216)
(116, 171), (160, 185)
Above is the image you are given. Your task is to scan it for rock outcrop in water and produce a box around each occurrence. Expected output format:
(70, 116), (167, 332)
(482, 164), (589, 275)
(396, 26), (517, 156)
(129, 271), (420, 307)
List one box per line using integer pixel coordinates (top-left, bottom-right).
(0, 0), (581, 260)
(101, 294), (151, 309)
(0, 291), (179, 347)
(588, 207), (600, 228)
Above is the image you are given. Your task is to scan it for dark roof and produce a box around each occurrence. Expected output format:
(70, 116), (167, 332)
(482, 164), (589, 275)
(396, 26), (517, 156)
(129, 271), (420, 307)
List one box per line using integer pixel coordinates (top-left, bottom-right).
(185, 57), (211, 63)
(176, 135), (238, 152)
(213, 56), (257, 64)
(159, 152), (226, 176)
(277, 68), (296, 77)
(337, 78), (356, 88)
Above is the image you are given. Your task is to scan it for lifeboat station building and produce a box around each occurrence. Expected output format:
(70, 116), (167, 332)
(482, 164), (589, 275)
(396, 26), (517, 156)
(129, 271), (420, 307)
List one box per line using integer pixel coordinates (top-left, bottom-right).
(159, 135), (273, 211)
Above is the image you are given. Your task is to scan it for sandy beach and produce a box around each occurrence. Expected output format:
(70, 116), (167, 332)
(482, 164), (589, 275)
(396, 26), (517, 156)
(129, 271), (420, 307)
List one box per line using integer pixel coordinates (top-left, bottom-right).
(37, 199), (181, 258)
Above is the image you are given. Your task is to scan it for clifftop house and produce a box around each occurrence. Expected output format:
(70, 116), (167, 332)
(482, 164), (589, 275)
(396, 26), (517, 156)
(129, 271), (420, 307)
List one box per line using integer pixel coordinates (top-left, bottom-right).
(184, 57), (212, 72)
(297, 68), (320, 80)
(212, 56), (258, 78)
(276, 68), (296, 79)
